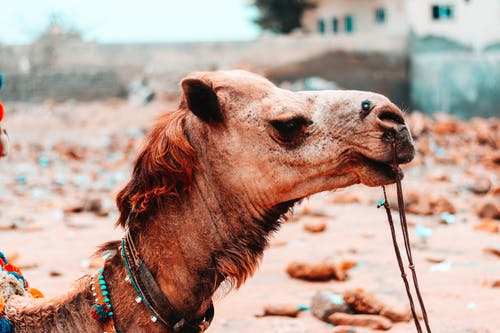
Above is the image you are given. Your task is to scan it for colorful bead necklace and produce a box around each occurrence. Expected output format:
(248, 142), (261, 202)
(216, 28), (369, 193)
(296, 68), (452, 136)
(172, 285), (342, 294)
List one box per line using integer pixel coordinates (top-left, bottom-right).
(90, 268), (118, 333)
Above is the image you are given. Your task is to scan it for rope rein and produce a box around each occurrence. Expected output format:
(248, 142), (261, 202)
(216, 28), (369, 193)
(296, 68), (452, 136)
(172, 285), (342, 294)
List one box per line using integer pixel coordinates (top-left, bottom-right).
(379, 142), (433, 333)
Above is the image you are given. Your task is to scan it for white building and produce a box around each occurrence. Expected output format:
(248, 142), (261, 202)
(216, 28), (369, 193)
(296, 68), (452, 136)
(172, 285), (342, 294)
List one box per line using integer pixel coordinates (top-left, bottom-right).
(302, 0), (500, 50)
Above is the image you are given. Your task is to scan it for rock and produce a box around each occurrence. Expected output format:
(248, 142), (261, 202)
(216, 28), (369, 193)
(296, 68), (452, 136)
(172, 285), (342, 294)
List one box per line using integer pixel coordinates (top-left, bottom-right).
(49, 270), (62, 277)
(343, 288), (383, 315)
(327, 192), (361, 204)
(491, 186), (500, 196)
(257, 304), (302, 317)
(379, 306), (411, 323)
(474, 196), (500, 219)
(467, 178), (492, 195)
(64, 197), (109, 217)
(286, 261), (346, 282)
(339, 260), (358, 271)
(343, 288), (410, 322)
(327, 313), (392, 330)
(473, 219), (499, 234)
(303, 220), (326, 233)
(406, 193), (456, 215)
(311, 290), (350, 321)
(483, 246), (500, 257)
(481, 151), (500, 169)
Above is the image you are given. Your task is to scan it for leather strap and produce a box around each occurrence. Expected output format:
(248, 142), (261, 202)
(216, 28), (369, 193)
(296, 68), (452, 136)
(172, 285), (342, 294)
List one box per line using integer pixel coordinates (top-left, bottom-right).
(121, 234), (214, 332)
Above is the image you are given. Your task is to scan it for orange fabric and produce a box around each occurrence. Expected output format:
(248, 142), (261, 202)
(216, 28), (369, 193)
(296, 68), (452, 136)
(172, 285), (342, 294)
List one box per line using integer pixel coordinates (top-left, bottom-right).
(0, 295), (5, 314)
(28, 288), (44, 299)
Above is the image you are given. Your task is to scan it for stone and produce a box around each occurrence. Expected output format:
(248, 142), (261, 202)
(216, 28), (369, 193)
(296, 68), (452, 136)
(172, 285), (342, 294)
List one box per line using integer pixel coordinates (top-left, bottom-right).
(483, 246), (500, 257)
(406, 193), (456, 215)
(327, 192), (361, 204)
(473, 219), (499, 234)
(257, 304), (301, 317)
(311, 290), (350, 321)
(474, 196), (500, 219)
(286, 261), (346, 282)
(343, 288), (383, 315)
(343, 288), (410, 322)
(327, 313), (392, 330)
(467, 178), (492, 195)
(303, 220), (326, 233)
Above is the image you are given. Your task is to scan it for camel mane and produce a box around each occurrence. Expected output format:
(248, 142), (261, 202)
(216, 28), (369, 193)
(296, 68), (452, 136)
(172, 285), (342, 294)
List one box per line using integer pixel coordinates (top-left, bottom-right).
(116, 108), (196, 227)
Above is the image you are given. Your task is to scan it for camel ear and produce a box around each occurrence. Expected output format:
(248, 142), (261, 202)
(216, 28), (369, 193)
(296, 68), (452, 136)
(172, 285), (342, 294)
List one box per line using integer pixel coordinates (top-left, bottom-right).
(181, 78), (222, 123)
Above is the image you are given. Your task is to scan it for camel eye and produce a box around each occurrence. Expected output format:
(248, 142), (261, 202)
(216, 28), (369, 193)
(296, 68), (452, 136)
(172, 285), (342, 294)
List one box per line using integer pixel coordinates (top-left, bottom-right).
(269, 117), (312, 145)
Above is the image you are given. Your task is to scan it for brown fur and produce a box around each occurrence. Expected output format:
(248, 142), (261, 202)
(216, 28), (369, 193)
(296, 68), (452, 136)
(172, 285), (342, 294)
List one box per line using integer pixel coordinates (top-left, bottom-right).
(116, 109), (196, 223)
(5, 70), (414, 332)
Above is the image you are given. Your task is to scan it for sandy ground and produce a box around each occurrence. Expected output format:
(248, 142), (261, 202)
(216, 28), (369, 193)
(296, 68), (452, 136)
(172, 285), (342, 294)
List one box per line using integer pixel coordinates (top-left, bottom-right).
(0, 100), (498, 332)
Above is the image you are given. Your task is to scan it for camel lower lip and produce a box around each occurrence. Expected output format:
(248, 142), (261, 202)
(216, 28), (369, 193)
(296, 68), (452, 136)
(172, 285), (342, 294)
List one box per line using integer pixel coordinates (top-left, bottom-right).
(359, 155), (401, 182)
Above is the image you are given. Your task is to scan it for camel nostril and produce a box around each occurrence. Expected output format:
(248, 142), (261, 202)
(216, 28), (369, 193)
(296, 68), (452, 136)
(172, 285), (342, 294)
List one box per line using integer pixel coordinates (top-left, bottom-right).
(377, 111), (405, 126)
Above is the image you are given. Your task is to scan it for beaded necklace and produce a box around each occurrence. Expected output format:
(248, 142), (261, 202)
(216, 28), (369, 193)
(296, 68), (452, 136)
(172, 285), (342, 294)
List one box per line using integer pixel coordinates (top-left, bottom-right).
(90, 268), (118, 333)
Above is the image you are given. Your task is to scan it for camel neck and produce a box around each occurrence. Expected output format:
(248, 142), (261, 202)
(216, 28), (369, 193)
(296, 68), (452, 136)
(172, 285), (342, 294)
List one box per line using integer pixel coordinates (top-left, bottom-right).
(129, 170), (295, 322)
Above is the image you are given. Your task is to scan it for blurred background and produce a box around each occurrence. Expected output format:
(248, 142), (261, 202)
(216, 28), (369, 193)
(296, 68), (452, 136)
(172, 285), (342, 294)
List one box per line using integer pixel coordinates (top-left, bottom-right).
(1, 0), (499, 117)
(0, 1), (499, 332)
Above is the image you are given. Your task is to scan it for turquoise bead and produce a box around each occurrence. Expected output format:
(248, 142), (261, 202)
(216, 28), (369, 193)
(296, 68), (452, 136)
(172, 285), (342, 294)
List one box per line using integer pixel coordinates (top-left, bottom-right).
(99, 280), (105, 285)
(104, 297), (110, 303)
(108, 312), (114, 316)
(107, 304), (112, 308)
(101, 285), (107, 290)
(98, 275), (104, 279)
(98, 269), (103, 273)
(103, 291), (109, 296)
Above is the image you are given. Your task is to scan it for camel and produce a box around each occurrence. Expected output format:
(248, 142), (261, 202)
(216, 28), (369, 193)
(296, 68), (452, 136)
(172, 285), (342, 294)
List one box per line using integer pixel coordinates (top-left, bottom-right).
(1, 70), (414, 333)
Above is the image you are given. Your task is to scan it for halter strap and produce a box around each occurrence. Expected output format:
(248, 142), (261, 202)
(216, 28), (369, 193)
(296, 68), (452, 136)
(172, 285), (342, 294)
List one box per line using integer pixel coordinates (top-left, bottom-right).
(121, 233), (214, 332)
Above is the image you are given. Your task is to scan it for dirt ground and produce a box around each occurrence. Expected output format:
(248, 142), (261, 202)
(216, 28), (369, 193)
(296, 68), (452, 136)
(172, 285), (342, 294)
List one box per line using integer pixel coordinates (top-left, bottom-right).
(0, 100), (498, 332)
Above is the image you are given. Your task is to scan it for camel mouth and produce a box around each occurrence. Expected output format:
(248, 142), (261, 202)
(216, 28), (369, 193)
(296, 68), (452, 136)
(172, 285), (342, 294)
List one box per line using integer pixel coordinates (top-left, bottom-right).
(356, 154), (403, 187)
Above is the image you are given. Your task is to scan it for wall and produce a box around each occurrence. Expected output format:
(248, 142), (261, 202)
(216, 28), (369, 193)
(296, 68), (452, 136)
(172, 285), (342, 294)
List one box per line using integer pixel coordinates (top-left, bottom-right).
(267, 50), (409, 107)
(0, 35), (406, 102)
(410, 37), (500, 118)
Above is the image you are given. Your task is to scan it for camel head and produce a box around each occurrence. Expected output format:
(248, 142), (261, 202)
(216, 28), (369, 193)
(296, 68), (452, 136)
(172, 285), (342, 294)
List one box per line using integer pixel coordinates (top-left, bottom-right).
(180, 70), (414, 212)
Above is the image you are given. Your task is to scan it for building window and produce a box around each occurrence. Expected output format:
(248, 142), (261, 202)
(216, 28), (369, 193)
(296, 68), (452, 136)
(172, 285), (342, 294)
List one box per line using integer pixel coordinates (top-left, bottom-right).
(318, 19), (325, 34)
(375, 8), (386, 23)
(432, 5), (454, 20)
(345, 15), (354, 33)
(332, 17), (339, 33)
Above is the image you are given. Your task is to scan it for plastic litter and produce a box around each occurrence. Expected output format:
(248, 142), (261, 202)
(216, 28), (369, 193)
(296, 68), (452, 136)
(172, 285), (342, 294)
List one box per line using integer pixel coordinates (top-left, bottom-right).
(415, 224), (433, 239)
(440, 212), (456, 224)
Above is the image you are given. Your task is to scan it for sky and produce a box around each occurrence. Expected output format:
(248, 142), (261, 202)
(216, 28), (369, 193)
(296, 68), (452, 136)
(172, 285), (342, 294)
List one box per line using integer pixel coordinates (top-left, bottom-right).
(0, 0), (261, 44)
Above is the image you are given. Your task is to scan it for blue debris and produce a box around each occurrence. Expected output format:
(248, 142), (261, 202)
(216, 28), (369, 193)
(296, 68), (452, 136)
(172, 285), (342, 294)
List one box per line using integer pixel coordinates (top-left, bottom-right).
(16, 174), (27, 185)
(415, 224), (433, 239)
(376, 199), (385, 208)
(352, 261), (366, 270)
(38, 156), (50, 168)
(325, 292), (345, 306)
(440, 212), (457, 224)
(429, 261), (452, 272)
(296, 304), (311, 311)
